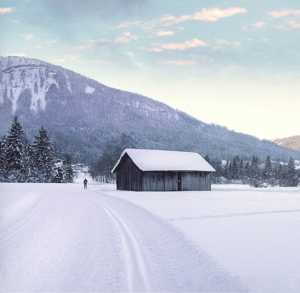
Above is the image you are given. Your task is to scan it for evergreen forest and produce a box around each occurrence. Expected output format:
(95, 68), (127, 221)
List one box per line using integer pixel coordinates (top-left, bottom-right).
(0, 116), (73, 183)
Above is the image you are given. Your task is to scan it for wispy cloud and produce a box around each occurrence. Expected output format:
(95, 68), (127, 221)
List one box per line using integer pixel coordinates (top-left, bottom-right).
(153, 38), (207, 51)
(251, 21), (266, 29)
(215, 39), (227, 45)
(4, 53), (26, 57)
(268, 9), (300, 30)
(0, 7), (13, 14)
(53, 55), (79, 63)
(160, 60), (197, 66)
(268, 10), (300, 19)
(233, 41), (242, 50)
(22, 34), (34, 40)
(46, 40), (58, 44)
(124, 32), (138, 40)
(98, 36), (131, 45)
(53, 58), (66, 63)
(162, 7), (247, 26)
(116, 21), (141, 29)
(67, 33), (136, 54)
(156, 30), (174, 36)
(288, 20), (300, 28)
(148, 48), (163, 52)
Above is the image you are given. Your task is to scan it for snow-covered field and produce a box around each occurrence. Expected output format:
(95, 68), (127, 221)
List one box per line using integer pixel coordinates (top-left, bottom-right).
(1, 176), (300, 292)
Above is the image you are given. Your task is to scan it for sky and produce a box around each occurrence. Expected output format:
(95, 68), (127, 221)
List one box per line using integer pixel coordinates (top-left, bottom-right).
(1, 0), (300, 140)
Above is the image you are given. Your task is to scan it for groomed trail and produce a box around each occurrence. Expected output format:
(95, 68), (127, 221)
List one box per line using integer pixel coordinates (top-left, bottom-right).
(0, 182), (247, 292)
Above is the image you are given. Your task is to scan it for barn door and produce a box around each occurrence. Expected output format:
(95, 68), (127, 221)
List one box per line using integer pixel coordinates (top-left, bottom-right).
(178, 172), (182, 191)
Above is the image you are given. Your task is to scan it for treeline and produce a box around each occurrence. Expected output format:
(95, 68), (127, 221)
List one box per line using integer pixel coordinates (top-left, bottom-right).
(0, 116), (73, 183)
(207, 155), (299, 187)
(90, 136), (300, 187)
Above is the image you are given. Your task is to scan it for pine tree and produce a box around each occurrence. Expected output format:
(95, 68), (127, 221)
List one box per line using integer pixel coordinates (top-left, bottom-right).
(277, 163), (284, 186)
(239, 159), (244, 180)
(5, 116), (25, 182)
(32, 126), (54, 182)
(245, 162), (251, 181)
(204, 155), (211, 164)
(0, 138), (7, 181)
(232, 156), (240, 179)
(63, 153), (73, 183)
(23, 141), (37, 182)
(287, 156), (298, 187)
(250, 155), (260, 187)
(263, 155), (272, 182)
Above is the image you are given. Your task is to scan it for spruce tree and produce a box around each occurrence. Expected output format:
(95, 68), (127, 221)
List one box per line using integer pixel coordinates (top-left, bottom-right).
(245, 162), (251, 181)
(250, 155), (260, 187)
(263, 155), (272, 182)
(32, 126), (54, 182)
(232, 156), (240, 179)
(0, 138), (6, 181)
(63, 153), (73, 183)
(287, 156), (298, 187)
(23, 141), (37, 182)
(5, 116), (25, 182)
(239, 159), (244, 180)
(204, 155), (211, 164)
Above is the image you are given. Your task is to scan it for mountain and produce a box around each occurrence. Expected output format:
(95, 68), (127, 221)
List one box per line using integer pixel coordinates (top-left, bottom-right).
(271, 136), (300, 151)
(1, 56), (299, 165)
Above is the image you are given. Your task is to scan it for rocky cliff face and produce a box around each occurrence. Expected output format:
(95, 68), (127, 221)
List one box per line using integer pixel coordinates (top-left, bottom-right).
(0, 56), (178, 121)
(0, 57), (60, 113)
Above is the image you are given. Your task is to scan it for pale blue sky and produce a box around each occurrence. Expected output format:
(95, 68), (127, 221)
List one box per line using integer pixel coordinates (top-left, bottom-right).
(1, 0), (300, 140)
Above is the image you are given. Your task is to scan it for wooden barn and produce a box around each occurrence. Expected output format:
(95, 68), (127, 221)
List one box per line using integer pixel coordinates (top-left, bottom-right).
(111, 149), (215, 191)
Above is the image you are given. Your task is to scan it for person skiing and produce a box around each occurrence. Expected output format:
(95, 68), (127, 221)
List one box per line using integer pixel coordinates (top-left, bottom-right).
(83, 178), (88, 189)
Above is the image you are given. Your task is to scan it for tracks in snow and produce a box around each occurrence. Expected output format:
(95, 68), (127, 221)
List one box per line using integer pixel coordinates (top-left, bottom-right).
(86, 195), (155, 292)
(0, 192), (50, 248)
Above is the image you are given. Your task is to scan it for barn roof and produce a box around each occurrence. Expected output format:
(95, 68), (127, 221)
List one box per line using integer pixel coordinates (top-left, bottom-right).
(111, 149), (215, 173)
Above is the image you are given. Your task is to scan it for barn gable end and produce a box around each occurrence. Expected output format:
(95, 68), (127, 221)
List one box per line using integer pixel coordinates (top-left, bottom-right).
(115, 153), (143, 191)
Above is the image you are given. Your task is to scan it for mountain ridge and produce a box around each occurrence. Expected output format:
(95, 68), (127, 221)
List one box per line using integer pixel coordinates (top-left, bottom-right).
(1, 56), (299, 164)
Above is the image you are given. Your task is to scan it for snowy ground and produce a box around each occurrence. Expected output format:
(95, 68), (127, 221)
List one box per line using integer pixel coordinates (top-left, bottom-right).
(1, 176), (300, 292)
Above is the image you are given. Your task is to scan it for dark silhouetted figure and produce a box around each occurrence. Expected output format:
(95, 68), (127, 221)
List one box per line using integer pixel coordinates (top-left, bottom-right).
(83, 178), (88, 189)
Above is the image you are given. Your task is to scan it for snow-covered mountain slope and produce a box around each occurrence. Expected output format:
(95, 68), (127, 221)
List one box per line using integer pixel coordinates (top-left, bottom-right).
(0, 182), (247, 292)
(0, 56), (299, 163)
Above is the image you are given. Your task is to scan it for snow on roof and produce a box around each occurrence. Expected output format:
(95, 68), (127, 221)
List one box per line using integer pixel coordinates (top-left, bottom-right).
(112, 149), (215, 173)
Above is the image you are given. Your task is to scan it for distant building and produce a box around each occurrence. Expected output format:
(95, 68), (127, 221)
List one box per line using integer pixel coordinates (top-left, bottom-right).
(111, 149), (215, 191)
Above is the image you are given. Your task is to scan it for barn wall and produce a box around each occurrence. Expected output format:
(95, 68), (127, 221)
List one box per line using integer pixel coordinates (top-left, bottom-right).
(142, 171), (212, 191)
(165, 172), (178, 191)
(179, 172), (211, 191)
(142, 172), (166, 191)
(116, 158), (213, 191)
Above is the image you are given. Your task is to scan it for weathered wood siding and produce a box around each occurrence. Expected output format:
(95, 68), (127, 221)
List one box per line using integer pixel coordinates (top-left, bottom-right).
(181, 172), (211, 191)
(164, 172), (178, 191)
(142, 172), (165, 191)
(141, 171), (211, 191)
(116, 156), (212, 191)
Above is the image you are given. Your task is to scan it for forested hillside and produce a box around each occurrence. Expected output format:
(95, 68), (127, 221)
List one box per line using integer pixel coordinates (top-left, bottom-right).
(1, 56), (299, 168)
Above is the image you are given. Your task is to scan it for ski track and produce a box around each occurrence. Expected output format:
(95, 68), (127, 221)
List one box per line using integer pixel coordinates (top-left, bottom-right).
(0, 183), (248, 292)
(86, 195), (155, 292)
(87, 187), (248, 292)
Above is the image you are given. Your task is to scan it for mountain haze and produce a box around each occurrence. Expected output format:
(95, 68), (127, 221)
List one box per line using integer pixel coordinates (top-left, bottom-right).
(1, 56), (299, 164)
